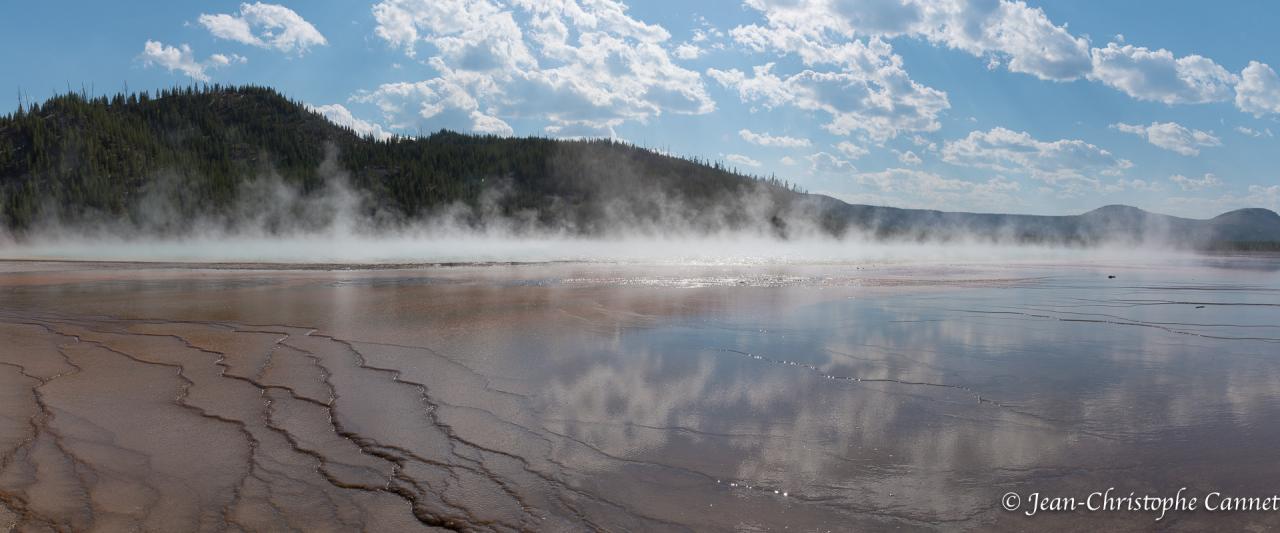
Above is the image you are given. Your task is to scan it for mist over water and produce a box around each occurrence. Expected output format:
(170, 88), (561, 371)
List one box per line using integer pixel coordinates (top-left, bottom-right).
(0, 232), (1198, 265)
(0, 160), (1210, 266)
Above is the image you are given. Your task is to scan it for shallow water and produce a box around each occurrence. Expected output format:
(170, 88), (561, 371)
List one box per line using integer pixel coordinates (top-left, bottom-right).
(0, 256), (1278, 531)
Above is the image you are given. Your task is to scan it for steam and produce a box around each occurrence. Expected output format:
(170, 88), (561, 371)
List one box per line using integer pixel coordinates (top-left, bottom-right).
(0, 145), (1220, 265)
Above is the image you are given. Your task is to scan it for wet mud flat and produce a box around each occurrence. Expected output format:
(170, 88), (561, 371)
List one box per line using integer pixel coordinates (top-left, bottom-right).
(1, 257), (1279, 531)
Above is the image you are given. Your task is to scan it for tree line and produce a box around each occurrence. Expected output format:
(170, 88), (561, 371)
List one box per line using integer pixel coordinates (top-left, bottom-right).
(0, 84), (805, 232)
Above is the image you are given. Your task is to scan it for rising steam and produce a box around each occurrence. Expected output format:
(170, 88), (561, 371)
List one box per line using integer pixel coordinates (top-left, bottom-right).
(0, 145), (1228, 265)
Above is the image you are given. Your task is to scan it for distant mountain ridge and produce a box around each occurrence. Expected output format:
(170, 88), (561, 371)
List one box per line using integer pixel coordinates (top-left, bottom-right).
(1, 85), (1277, 250)
(821, 203), (1280, 250)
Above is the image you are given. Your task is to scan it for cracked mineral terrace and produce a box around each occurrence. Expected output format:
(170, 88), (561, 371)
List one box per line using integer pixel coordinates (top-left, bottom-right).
(1, 255), (1278, 531)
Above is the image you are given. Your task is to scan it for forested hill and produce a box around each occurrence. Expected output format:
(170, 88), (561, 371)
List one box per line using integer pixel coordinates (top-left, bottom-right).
(1, 85), (1278, 249)
(0, 85), (806, 234)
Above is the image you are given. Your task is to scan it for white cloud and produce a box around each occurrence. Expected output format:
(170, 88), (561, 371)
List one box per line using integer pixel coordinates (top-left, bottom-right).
(1168, 173), (1222, 191)
(208, 53), (248, 66)
(355, 78), (514, 136)
(544, 119), (623, 139)
(1249, 185), (1280, 206)
(724, 153), (762, 168)
(691, 21), (723, 44)
(138, 40), (241, 81)
(848, 168), (1021, 210)
(1164, 184), (1280, 217)
(779, 156), (797, 165)
(199, 3), (327, 55)
(942, 127), (1132, 188)
(708, 60), (949, 141)
(364, 0), (713, 137)
(807, 151), (855, 175)
(1105, 178), (1164, 193)
(834, 141), (868, 159)
(896, 149), (922, 165)
(1235, 61), (1280, 117)
(672, 17), (724, 61)
(734, 0), (1091, 81)
(1235, 126), (1274, 138)
(722, 1), (1254, 141)
(308, 103), (393, 140)
(1111, 121), (1221, 156)
(715, 12), (953, 140)
(674, 43), (703, 60)
(1088, 43), (1236, 104)
(706, 64), (788, 106)
(738, 129), (810, 148)
(731, 0), (1276, 123)
(911, 134), (938, 152)
(928, 1), (1092, 81)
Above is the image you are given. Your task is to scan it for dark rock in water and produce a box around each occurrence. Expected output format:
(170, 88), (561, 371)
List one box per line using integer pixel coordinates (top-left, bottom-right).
(1196, 305), (1206, 309)
(1107, 275), (1116, 279)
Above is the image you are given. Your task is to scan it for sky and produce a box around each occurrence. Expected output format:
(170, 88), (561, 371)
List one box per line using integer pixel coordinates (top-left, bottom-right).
(3, 0), (1279, 218)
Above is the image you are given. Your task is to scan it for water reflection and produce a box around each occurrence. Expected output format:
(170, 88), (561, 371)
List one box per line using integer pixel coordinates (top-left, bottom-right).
(1, 259), (1278, 530)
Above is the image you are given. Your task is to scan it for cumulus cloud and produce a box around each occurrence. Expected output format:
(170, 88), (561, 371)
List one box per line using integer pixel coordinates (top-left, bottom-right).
(1111, 121), (1221, 156)
(844, 168), (1020, 211)
(724, 153), (762, 168)
(738, 129), (810, 148)
(208, 53), (248, 66)
(1105, 178), (1164, 193)
(363, 0), (713, 137)
(942, 127), (1132, 189)
(734, 0), (1092, 81)
(199, 2), (327, 55)
(1164, 184), (1280, 216)
(714, 11), (953, 141)
(1088, 43), (1236, 104)
(355, 78), (514, 136)
(544, 119), (623, 139)
(1235, 125), (1274, 138)
(674, 43), (703, 60)
(807, 151), (855, 175)
(138, 40), (242, 81)
(307, 103), (394, 140)
(834, 141), (869, 159)
(708, 60), (949, 141)
(672, 20), (728, 61)
(896, 149), (922, 165)
(1168, 173), (1222, 191)
(926, 1), (1092, 81)
(733, 0), (1280, 123)
(1249, 185), (1280, 206)
(715, 0), (1260, 139)
(1235, 61), (1280, 117)
(911, 134), (938, 152)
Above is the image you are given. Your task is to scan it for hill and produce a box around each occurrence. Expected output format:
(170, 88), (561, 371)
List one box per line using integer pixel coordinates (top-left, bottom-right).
(0, 85), (809, 234)
(1, 85), (1277, 249)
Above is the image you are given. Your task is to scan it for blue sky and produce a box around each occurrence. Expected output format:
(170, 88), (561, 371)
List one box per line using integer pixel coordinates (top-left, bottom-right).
(3, 0), (1279, 217)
